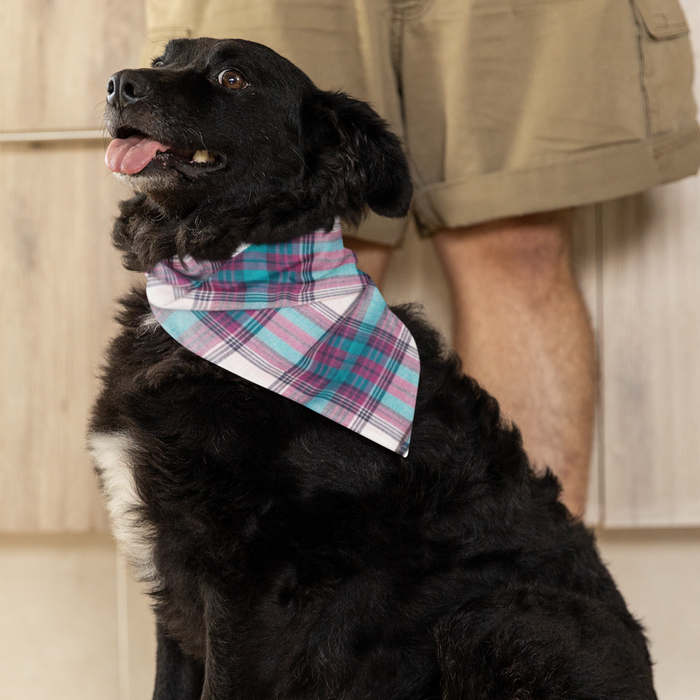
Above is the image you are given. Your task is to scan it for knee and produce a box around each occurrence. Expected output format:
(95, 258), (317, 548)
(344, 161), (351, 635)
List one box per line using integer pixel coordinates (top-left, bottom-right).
(435, 212), (575, 300)
(477, 225), (571, 282)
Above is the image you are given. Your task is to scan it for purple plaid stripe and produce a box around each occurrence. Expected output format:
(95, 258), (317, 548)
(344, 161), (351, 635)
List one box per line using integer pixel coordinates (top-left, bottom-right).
(146, 221), (420, 455)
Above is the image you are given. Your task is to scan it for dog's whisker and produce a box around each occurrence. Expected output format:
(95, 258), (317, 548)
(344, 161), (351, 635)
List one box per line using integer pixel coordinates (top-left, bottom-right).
(289, 144), (310, 173)
(187, 126), (207, 151)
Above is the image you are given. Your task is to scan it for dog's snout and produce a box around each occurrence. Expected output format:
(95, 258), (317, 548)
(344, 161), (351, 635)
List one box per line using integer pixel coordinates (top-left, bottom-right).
(107, 70), (151, 108)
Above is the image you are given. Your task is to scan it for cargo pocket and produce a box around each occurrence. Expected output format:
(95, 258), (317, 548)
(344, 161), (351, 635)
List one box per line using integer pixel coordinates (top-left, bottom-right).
(631, 0), (695, 141)
(632, 0), (690, 39)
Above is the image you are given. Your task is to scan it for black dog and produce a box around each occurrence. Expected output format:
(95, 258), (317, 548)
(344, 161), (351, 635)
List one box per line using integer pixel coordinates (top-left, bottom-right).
(89, 38), (657, 700)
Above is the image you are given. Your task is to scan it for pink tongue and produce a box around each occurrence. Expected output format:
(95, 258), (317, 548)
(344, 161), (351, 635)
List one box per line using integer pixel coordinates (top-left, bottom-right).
(105, 135), (171, 174)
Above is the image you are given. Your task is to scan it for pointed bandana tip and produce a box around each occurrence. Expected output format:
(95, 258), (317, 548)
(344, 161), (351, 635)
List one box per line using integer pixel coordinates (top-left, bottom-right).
(145, 220), (420, 456)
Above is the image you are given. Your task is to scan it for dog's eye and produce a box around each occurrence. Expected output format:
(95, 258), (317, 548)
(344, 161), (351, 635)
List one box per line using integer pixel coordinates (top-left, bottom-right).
(218, 70), (248, 90)
(152, 59), (165, 68)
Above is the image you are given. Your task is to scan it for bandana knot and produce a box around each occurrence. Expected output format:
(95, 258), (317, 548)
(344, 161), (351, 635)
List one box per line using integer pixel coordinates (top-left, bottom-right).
(146, 220), (420, 455)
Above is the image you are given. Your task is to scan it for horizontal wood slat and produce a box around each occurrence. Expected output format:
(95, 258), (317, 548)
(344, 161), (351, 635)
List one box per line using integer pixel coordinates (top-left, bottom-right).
(0, 131), (107, 143)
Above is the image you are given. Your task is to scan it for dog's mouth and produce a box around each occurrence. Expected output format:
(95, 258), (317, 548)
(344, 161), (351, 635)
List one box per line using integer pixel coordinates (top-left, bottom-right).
(105, 128), (226, 177)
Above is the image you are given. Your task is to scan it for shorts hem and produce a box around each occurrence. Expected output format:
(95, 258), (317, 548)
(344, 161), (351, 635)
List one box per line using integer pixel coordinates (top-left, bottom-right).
(412, 125), (700, 233)
(341, 211), (410, 247)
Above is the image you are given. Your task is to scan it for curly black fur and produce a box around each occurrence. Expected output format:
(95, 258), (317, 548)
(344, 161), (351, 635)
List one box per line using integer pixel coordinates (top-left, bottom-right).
(90, 38), (657, 700)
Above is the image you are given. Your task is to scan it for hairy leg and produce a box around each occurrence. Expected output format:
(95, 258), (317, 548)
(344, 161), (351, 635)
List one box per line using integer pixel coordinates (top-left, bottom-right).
(343, 236), (393, 288)
(432, 211), (596, 515)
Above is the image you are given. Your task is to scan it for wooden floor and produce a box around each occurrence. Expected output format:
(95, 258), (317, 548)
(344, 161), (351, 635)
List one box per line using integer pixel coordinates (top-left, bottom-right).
(0, 531), (698, 700)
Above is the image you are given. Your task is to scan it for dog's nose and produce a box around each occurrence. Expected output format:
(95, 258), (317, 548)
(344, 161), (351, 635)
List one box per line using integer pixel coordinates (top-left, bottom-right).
(107, 70), (151, 108)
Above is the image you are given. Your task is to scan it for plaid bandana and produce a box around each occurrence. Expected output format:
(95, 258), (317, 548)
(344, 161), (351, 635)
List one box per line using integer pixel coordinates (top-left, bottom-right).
(145, 220), (420, 455)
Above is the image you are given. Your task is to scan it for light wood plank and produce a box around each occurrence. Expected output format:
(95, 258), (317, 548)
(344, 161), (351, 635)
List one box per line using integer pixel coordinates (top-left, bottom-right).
(0, 534), (120, 700)
(601, 187), (700, 526)
(0, 130), (106, 143)
(596, 529), (700, 699)
(0, 142), (137, 531)
(598, 0), (700, 526)
(122, 555), (157, 700)
(0, 0), (144, 532)
(1, 0), (145, 132)
(383, 222), (453, 343)
(571, 205), (602, 525)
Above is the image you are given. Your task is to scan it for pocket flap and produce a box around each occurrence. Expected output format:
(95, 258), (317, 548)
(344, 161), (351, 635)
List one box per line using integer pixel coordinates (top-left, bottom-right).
(634, 0), (690, 39)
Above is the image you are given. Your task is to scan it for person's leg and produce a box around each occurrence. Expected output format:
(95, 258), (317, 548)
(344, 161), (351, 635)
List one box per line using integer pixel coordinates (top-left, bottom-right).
(344, 237), (394, 288)
(433, 210), (596, 516)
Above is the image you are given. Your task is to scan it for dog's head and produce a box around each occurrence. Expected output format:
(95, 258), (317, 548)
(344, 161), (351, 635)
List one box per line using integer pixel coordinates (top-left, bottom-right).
(105, 38), (412, 270)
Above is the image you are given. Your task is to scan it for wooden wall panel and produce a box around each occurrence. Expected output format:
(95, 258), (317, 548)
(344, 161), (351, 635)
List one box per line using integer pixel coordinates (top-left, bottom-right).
(0, 535), (121, 699)
(3, 0), (700, 534)
(601, 186), (700, 526)
(1, 0), (145, 132)
(383, 223), (453, 342)
(0, 143), (136, 531)
(0, 0), (144, 531)
(571, 205), (602, 525)
(598, 0), (700, 526)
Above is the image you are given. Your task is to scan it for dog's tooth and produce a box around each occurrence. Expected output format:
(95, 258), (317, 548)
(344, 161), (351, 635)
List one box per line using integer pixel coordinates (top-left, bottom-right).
(192, 150), (214, 163)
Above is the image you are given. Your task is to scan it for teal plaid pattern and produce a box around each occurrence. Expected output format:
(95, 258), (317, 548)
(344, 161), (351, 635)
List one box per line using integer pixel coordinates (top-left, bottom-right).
(146, 220), (420, 455)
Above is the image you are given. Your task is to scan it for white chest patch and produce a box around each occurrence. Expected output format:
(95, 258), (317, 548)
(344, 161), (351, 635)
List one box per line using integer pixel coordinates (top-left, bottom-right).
(139, 311), (160, 333)
(88, 431), (158, 585)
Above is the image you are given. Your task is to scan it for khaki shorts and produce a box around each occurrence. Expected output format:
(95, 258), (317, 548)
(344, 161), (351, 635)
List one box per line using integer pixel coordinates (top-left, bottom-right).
(146, 0), (700, 246)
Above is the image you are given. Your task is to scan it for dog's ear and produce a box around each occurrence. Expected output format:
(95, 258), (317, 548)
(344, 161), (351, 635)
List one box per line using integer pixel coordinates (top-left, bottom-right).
(302, 91), (413, 221)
